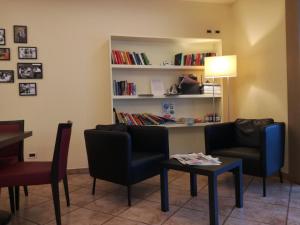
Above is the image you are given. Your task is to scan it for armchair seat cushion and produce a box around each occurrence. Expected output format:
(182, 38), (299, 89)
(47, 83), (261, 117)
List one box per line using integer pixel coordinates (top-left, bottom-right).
(213, 147), (261, 160)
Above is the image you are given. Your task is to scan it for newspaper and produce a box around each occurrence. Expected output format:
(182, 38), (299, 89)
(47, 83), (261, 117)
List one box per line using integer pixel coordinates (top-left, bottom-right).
(171, 153), (221, 166)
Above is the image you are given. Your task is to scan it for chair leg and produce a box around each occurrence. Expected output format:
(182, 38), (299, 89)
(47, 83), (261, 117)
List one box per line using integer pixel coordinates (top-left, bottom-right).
(15, 186), (20, 211)
(127, 185), (131, 207)
(8, 187), (15, 214)
(263, 177), (266, 197)
(63, 175), (70, 207)
(279, 170), (283, 183)
(51, 182), (61, 225)
(92, 178), (96, 195)
(24, 185), (29, 196)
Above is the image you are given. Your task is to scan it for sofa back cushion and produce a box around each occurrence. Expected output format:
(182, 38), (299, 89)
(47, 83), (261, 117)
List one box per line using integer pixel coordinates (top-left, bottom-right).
(234, 118), (274, 148)
(95, 124), (128, 132)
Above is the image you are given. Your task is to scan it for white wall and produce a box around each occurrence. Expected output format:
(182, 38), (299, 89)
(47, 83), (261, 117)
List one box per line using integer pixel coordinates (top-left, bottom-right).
(0, 0), (234, 169)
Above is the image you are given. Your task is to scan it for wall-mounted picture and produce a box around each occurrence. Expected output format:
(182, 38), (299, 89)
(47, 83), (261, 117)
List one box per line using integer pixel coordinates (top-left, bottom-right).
(18, 63), (43, 79)
(0, 29), (5, 45)
(0, 70), (14, 83)
(18, 47), (37, 59)
(14, 25), (27, 43)
(19, 83), (37, 96)
(0, 48), (10, 60)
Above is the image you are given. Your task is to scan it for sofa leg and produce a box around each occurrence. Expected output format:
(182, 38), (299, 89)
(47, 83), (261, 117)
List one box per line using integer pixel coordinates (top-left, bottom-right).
(263, 177), (266, 197)
(127, 185), (131, 207)
(92, 178), (96, 195)
(279, 170), (283, 183)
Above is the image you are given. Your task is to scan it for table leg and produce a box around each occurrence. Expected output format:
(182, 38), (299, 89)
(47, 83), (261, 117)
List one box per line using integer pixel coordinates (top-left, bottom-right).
(0, 210), (11, 225)
(234, 164), (243, 208)
(190, 172), (197, 197)
(160, 167), (169, 212)
(208, 174), (218, 225)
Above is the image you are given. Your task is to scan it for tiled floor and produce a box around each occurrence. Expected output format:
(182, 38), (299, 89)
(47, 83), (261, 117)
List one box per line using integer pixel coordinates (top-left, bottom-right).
(1, 172), (299, 225)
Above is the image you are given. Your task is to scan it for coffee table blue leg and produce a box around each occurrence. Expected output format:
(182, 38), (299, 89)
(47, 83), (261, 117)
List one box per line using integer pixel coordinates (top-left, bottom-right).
(190, 173), (197, 197)
(160, 168), (169, 212)
(208, 174), (219, 225)
(234, 164), (243, 208)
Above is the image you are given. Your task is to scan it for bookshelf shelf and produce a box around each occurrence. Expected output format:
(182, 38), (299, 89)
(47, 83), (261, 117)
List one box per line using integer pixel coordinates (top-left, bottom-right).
(113, 94), (222, 100)
(156, 122), (220, 128)
(111, 64), (204, 70)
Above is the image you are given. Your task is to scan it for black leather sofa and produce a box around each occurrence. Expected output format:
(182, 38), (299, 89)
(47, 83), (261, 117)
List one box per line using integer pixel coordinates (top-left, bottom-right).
(84, 124), (169, 206)
(205, 118), (285, 196)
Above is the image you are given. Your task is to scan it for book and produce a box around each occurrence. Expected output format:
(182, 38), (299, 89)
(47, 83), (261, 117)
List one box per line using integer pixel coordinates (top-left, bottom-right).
(174, 53), (183, 66)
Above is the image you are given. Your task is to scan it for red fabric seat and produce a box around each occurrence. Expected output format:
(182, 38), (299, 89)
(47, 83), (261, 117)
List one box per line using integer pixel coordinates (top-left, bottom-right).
(0, 162), (52, 186)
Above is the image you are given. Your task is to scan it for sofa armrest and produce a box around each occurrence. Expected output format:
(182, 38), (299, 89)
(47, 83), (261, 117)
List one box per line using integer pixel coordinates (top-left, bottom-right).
(204, 122), (236, 154)
(260, 122), (285, 176)
(128, 126), (169, 158)
(84, 129), (131, 179)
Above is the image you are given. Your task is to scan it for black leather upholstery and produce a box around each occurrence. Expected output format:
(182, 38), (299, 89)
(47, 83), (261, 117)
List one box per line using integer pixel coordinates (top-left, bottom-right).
(84, 125), (169, 204)
(205, 119), (285, 196)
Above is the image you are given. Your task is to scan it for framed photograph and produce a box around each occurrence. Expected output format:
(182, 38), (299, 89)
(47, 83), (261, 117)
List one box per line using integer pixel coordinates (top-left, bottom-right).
(19, 83), (37, 96)
(0, 29), (5, 45)
(0, 70), (14, 83)
(18, 47), (37, 59)
(14, 25), (27, 43)
(17, 63), (43, 79)
(0, 48), (10, 60)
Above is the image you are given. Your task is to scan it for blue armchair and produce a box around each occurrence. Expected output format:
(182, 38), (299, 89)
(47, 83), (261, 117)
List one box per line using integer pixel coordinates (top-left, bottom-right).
(205, 119), (285, 196)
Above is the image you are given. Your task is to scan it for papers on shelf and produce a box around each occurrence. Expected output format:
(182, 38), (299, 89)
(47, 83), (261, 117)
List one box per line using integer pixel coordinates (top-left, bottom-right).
(171, 153), (221, 166)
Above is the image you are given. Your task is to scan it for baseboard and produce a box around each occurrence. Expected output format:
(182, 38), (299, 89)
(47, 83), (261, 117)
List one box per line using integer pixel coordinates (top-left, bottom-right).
(67, 168), (89, 175)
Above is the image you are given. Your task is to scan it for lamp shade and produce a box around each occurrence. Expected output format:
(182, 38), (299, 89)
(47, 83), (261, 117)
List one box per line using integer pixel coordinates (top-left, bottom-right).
(204, 55), (237, 78)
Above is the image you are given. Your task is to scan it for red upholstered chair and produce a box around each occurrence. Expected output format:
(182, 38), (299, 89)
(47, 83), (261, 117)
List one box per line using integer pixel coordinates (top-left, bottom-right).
(0, 120), (28, 213)
(0, 122), (72, 225)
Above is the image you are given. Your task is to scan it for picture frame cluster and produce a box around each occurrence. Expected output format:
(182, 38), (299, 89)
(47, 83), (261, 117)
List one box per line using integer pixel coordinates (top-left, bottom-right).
(0, 25), (42, 96)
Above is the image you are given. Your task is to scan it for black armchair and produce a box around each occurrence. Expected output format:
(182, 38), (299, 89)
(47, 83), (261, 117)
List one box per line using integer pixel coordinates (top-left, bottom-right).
(84, 124), (169, 206)
(205, 119), (285, 197)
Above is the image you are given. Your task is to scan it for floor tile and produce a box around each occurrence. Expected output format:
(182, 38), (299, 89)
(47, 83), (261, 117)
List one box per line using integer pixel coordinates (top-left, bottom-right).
(17, 199), (78, 224)
(46, 208), (112, 225)
(84, 193), (140, 216)
(231, 200), (288, 225)
(224, 217), (271, 225)
(120, 200), (178, 225)
(146, 188), (192, 207)
(292, 184), (300, 193)
(163, 207), (225, 225)
(288, 207), (300, 225)
(245, 188), (290, 206)
(183, 194), (235, 216)
(168, 173), (207, 192)
(69, 187), (107, 207)
(290, 192), (300, 209)
(103, 216), (147, 225)
(68, 174), (94, 187)
(7, 216), (37, 225)
(249, 177), (291, 193)
(131, 183), (160, 199)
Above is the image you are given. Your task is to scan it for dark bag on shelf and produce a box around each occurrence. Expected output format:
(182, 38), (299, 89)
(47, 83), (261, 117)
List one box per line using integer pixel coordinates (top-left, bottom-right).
(178, 75), (203, 94)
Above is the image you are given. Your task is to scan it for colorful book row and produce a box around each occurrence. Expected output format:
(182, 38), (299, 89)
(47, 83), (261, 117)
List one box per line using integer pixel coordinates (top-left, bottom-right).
(111, 50), (150, 65)
(113, 80), (136, 96)
(174, 52), (217, 66)
(115, 112), (175, 126)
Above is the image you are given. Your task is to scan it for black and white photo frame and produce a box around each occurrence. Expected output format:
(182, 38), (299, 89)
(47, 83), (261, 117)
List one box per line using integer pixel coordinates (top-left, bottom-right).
(14, 25), (27, 43)
(0, 70), (14, 83)
(0, 29), (5, 45)
(17, 63), (43, 79)
(18, 47), (37, 59)
(19, 83), (37, 96)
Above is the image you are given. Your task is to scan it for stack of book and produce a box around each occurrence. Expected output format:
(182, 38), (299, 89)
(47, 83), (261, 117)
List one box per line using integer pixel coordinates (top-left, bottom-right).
(113, 80), (136, 96)
(203, 83), (221, 95)
(111, 50), (150, 65)
(115, 112), (175, 126)
(174, 52), (216, 66)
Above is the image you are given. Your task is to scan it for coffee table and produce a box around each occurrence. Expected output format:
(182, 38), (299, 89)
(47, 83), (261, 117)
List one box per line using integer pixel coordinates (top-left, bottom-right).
(160, 156), (243, 225)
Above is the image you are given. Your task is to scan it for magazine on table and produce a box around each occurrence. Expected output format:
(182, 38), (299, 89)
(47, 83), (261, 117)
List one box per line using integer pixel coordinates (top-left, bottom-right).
(171, 153), (221, 166)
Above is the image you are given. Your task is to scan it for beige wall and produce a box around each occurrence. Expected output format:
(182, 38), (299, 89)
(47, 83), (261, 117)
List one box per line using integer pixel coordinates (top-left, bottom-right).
(231, 0), (288, 171)
(0, 0), (234, 169)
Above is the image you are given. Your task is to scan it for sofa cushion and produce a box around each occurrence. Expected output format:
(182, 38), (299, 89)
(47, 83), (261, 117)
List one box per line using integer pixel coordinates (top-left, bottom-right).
(234, 118), (274, 148)
(95, 124), (127, 132)
(213, 147), (260, 160)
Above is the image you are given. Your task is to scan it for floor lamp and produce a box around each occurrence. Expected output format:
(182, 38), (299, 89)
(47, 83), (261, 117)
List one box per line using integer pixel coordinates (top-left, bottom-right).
(204, 55), (237, 122)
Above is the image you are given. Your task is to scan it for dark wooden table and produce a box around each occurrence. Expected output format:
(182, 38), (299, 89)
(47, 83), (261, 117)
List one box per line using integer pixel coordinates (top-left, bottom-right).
(160, 157), (243, 225)
(0, 131), (32, 225)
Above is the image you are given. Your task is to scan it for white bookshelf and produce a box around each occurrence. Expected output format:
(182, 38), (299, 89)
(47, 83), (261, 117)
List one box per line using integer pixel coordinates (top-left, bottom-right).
(109, 35), (223, 154)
